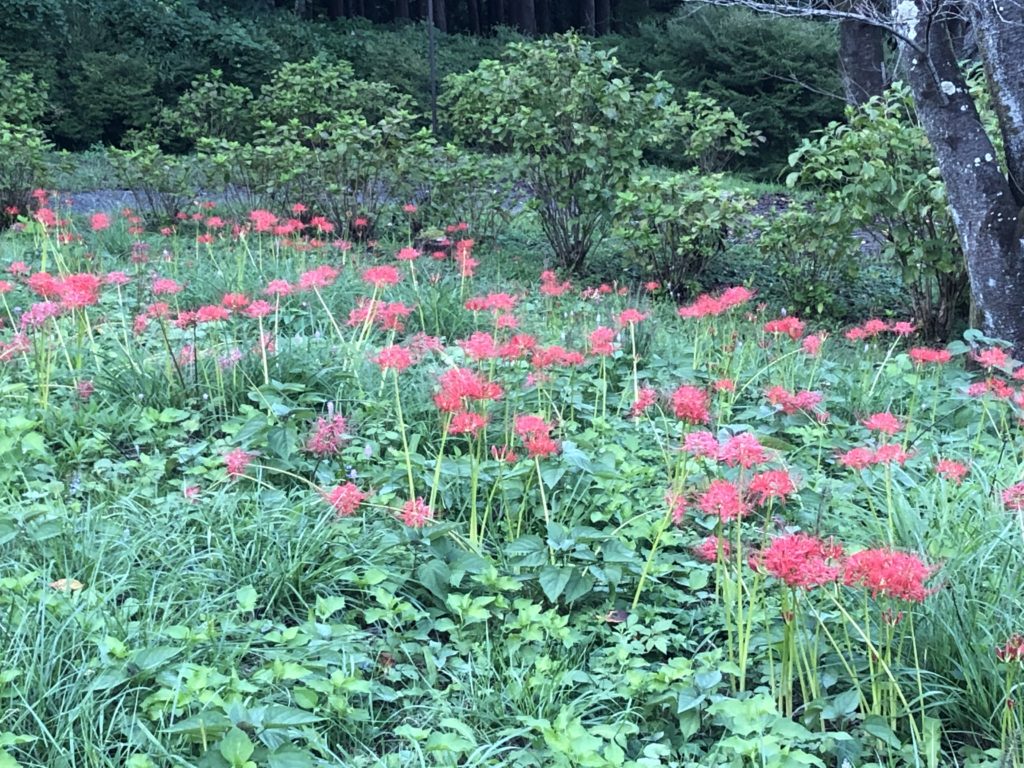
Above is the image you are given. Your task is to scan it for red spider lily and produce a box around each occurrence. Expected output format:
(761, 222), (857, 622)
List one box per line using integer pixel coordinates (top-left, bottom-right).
(540, 270), (572, 297)
(763, 316), (805, 340)
(752, 534), (843, 588)
(249, 209), (278, 232)
(56, 273), (102, 309)
(434, 368), (503, 412)
(617, 308), (648, 327)
(747, 469), (797, 506)
(630, 386), (658, 419)
(361, 265), (402, 288)
(718, 432), (767, 468)
(298, 265), (340, 291)
(223, 447), (254, 477)
(838, 446), (876, 470)
(677, 286), (754, 318)
(76, 380), (94, 401)
(693, 535), (731, 563)
(27, 272), (60, 298)
(765, 385), (823, 415)
(373, 345), (414, 372)
(935, 458), (969, 483)
(7, 261), (30, 276)
(683, 430), (720, 459)
(909, 347), (952, 365)
(588, 327), (617, 356)
(152, 277), (183, 295)
(497, 333), (537, 361)
(324, 483), (366, 517)
(196, 305), (231, 323)
(845, 318), (891, 341)
(401, 497), (433, 527)
(450, 411), (488, 436)
(697, 479), (749, 522)
(490, 445), (519, 463)
(459, 331), (499, 361)
(531, 344), (585, 369)
(713, 379), (736, 393)
(967, 377), (1015, 399)
(396, 246), (420, 261)
(670, 385), (710, 424)
(20, 301), (62, 330)
(802, 334), (824, 356)
(843, 547), (936, 602)
(244, 300), (273, 319)
(514, 414), (559, 458)
(105, 271), (130, 286)
(89, 212), (111, 232)
(862, 412), (904, 435)
(1003, 481), (1024, 511)
(974, 346), (1012, 370)
(465, 293), (518, 313)
(34, 208), (57, 228)
(306, 414), (348, 457)
(264, 279), (294, 296)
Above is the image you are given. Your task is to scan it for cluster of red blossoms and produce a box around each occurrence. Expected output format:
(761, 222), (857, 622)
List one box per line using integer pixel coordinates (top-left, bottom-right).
(696, 531), (936, 603)
(677, 286), (755, 319)
(845, 318), (915, 341)
(514, 414), (559, 458)
(996, 634), (1024, 664)
(670, 470), (797, 524)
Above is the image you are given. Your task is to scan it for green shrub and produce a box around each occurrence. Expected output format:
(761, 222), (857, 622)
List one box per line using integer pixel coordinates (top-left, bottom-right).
(443, 33), (680, 272)
(785, 84), (968, 340)
(107, 144), (205, 222)
(755, 205), (861, 318)
(615, 171), (754, 296)
(0, 61), (51, 223)
(610, 6), (842, 174)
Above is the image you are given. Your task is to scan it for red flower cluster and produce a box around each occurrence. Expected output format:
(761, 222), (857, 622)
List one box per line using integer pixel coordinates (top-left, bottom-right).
(588, 326), (617, 356)
(433, 368), (503, 412)
(765, 386), (823, 415)
(539, 270), (572, 297)
(862, 412), (904, 435)
(838, 444), (912, 469)
(845, 318), (915, 341)
(630, 387), (658, 419)
(909, 347), (952, 365)
(224, 447), (253, 477)
(677, 286), (754, 319)
(763, 316), (805, 340)
(843, 547), (934, 602)
(1003, 481), (1024, 511)
(753, 534), (843, 589)
(935, 458), (969, 484)
(306, 413), (348, 457)
(324, 482), (367, 517)
(514, 414), (559, 458)
(671, 385), (710, 424)
(693, 535), (731, 563)
(401, 497), (433, 527)
(362, 265), (402, 288)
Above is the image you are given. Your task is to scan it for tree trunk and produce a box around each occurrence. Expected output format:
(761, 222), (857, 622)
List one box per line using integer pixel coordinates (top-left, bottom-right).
(466, 0), (480, 33)
(596, 0), (611, 34)
(488, 0), (505, 28)
(580, 0), (596, 34)
(838, 20), (887, 105)
(537, 0), (551, 32)
(396, 0), (410, 20)
(433, 0), (448, 31)
(900, 16), (1024, 351)
(519, 0), (537, 34)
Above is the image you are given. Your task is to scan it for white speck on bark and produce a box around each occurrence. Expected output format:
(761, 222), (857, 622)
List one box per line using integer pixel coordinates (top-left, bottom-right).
(895, 0), (920, 40)
(940, 81), (957, 95)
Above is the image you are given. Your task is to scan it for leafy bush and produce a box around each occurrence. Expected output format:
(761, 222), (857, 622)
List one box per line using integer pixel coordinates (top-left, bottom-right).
(615, 171), (754, 296)
(786, 84), (968, 340)
(107, 144), (205, 222)
(610, 6), (843, 174)
(444, 33), (681, 272)
(0, 60), (51, 223)
(755, 205), (861, 318)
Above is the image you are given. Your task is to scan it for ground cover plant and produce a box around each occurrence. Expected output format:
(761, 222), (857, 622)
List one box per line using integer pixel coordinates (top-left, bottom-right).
(0, 191), (1023, 768)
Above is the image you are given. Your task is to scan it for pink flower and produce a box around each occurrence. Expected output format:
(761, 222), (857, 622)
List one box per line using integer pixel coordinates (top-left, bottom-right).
(996, 634), (1024, 664)
(693, 535), (731, 563)
(763, 316), (805, 340)
(974, 346), (1011, 370)
(152, 277), (183, 295)
(298, 265), (339, 291)
(588, 326), (617, 356)
(324, 483), (367, 517)
(718, 432), (767, 468)
(935, 458), (969, 484)
(802, 334), (824, 356)
(224, 447), (254, 477)
(862, 412), (904, 435)
(617, 308), (648, 327)
(683, 430), (720, 459)
(361, 265), (401, 288)
(306, 413), (348, 457)
(909, 347), (952, 365)
(630, 387), (658, 419)
(89, 212), (111, 231)
(401, 497), (433, 527)
(514, 414), (559, 458)
(373, 345), (413, 372)
(1003, 481), (1024, 511)
(264, 279), (294, 296)
(450, 411), (488, 436)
